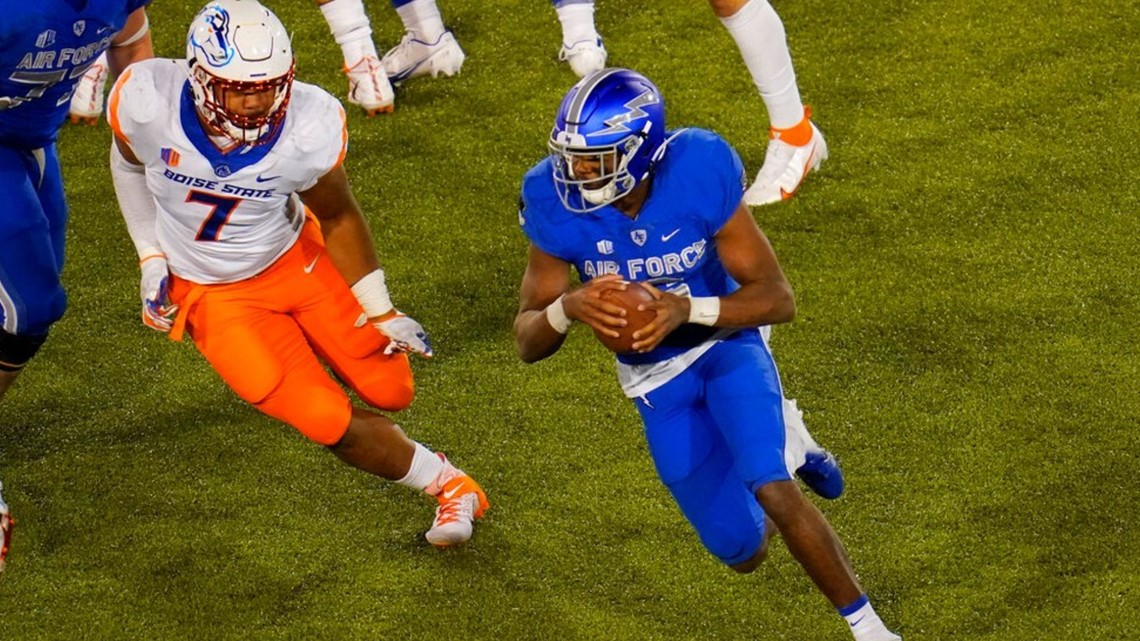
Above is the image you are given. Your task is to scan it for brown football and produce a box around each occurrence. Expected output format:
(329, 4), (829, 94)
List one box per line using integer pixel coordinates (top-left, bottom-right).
(592, 284), (657, 354)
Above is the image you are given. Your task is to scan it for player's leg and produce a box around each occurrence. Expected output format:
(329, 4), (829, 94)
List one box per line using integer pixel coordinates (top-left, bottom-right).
(282, 231), (488, 545)
(709, 0), (827, 205)
(380, 0), (465, 82)
(635, 366), (773, 571)
(68, 51), (110, 125)
(553, 0), (606, 77)
(317, 0), (395, 115)
(0, 145), (68, 402)
(706, 333), (900, 640)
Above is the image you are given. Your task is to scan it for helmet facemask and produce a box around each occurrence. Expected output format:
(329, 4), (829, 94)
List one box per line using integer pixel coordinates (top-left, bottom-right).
(549, 127), (650, 213)
(189, 62), (294, 145)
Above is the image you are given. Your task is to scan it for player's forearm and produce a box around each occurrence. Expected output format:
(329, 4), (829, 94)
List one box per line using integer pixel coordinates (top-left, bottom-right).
(711, 280), (796, 328)
(320, 209), (382, 287)
(514, 309), (568, 363)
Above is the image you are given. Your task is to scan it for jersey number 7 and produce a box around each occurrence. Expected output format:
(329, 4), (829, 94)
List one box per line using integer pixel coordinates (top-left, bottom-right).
(187, 190), (243, 242)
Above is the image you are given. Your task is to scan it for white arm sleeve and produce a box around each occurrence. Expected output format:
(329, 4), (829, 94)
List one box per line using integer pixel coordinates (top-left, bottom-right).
(110, 143), (161, 260)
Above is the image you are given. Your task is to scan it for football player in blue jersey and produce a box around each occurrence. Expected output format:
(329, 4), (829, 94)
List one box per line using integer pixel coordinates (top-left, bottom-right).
(514, 69), (902, 641)
(0, 0), (154, 572)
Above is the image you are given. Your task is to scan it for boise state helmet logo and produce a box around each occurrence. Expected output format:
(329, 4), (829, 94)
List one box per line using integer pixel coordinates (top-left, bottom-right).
(189, 7), (235, 67)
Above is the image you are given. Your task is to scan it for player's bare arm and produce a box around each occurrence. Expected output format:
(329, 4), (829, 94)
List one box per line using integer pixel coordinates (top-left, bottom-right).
(514, 245), (628, 363)
(298, 164), (380, 287)
(106, 8), (155, 77)
(300, 165), (431, 357)
(712, 203), (795, 325)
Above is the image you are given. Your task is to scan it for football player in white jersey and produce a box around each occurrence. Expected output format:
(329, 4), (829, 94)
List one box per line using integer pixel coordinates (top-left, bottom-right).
(108, 0), (487, 547)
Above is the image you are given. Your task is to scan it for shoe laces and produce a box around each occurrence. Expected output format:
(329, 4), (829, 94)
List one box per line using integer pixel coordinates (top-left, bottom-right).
(433, 485), (475, 527)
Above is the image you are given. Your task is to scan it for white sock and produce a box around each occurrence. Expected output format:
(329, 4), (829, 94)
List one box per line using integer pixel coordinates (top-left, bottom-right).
(719, 0), (805, 129)
(782, 397), (816, 474)
(394, 442), (445, 493)
(396, 0), (446, 43)
(319, 0), (378, 64)
(840, 596), (899, 641)
(555, 1), (599, 47)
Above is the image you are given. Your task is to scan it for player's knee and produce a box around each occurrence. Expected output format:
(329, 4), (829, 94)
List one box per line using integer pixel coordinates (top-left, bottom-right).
(354, 368), (415, 411)
(708, 0), (747, 19)
(698, 520), (763, 571)
(729, 542), (768, 574)
(0, 328), (50, 370)
(255, 385), (351, 446)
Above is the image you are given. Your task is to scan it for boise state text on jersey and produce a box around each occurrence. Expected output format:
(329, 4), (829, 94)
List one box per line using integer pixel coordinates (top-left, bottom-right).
(0, 0), (150, 148)
(520, 127), (748, 364)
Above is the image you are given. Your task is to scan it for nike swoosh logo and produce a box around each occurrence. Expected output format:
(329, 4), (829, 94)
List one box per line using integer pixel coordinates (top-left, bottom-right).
(779, 147), (820, 200)
(255, 174), (280, 183)
(441, 487), (461, 499)
(661, 229), (680, 242)
(303, 254), (320, 273)
(849, 615), (866, 628)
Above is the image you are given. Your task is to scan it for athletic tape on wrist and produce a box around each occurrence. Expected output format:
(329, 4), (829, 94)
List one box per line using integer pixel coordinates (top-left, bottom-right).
(545, 295), (572, 334)
(688, 296), (720, 326)
(351, 268), (394, 318)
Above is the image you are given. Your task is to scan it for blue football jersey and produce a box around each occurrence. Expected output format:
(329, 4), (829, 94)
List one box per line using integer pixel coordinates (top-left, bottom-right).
(0, 0), (149, 148)
(520, 127), (748, 364)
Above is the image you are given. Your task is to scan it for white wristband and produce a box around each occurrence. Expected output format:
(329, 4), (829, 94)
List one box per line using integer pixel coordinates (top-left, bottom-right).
(545, 295), (572, 334)
(688, 296), (720, 326)
(350, 268), (395, 318)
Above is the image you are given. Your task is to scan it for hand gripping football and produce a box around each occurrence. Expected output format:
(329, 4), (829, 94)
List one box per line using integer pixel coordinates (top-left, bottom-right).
(593, 283), (657, 354)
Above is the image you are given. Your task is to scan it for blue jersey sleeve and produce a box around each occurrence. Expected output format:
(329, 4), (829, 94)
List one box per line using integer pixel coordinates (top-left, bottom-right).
(518, 159), (576, 262)
(693, 130), (746, 236)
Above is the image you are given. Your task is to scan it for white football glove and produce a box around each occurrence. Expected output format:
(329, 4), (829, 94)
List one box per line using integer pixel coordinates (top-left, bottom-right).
(140, 256), (179, 332)
(360, 312), (433, 357)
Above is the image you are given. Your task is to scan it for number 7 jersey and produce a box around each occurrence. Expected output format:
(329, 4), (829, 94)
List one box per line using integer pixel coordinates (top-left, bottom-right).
(108, 58), (347, 284)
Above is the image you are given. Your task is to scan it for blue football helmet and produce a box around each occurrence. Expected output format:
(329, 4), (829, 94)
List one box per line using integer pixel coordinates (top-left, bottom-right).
(549, 68), (666, 213)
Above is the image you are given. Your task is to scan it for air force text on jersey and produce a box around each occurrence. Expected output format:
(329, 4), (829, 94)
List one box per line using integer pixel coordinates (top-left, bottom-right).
(581, 238), (708, 280)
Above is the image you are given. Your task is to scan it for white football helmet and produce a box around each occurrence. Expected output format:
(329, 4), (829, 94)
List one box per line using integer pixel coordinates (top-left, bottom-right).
(186, 0), (295, 144)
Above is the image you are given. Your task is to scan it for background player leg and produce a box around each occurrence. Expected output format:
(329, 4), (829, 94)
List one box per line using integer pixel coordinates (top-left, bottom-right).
(710, 0), (828, 205)
(554, 0), (606, 77)
(317, 0), (395, 115)
(380, 0), (465, 83)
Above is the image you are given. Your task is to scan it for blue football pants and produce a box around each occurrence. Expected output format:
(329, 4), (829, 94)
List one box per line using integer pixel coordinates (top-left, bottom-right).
(0, 142), (68, 338)
(634, 331), (789, 566)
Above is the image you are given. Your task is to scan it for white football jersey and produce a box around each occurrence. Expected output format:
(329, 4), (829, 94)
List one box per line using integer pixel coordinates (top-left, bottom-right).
(109, 58), (347, 284)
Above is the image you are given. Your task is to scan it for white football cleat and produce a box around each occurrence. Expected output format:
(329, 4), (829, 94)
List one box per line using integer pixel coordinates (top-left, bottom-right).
(344, 55), (395, 115)
(68, 53), (109, 126)
(559, 37), (607, 78)
(424, 456), (488, 547)
(0, 481), (12, 574)
(381, 30), (465, 83)
(745, 112), (828, 206)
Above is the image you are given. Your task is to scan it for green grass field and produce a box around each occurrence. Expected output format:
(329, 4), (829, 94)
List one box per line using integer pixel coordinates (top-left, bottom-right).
(3, 0), (1139, 638)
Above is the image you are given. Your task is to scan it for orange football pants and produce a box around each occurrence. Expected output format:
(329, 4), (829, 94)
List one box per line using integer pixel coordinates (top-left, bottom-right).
(168, 220), (414, 445)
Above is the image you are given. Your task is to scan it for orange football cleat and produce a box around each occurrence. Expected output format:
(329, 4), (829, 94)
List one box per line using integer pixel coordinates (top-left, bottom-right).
(424, 455), (488, 547)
